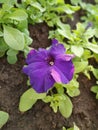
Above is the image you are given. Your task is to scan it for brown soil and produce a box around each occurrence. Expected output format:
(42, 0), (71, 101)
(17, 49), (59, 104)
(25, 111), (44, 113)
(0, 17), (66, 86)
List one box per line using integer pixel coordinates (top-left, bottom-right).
(0, 22), (98, 130)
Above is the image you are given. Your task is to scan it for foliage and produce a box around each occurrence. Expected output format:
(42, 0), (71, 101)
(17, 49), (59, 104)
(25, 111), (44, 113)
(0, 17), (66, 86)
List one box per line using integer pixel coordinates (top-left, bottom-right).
(19, 84), (73, 118)
(43, 84), (73, 118)
(0, 111), (9, 128)
(21, 0), (80, 26)
(0, 0), (32, 63)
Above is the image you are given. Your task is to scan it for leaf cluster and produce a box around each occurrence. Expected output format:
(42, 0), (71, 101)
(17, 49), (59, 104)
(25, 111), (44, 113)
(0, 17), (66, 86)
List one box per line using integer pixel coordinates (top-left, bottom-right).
(21, 0), (80, 26)
(49, 0), (98, 99)
(71, 0), (98, 98)
(0, 0), (32, 63)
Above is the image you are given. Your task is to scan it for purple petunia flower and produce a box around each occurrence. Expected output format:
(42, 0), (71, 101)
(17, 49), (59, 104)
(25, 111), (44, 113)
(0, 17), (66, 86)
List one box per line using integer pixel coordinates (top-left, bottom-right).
(23, 39), (74, 93)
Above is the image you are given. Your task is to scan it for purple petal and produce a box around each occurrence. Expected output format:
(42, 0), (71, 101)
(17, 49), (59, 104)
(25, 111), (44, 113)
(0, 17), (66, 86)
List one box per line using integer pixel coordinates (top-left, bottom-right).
(23, 62), (55, 93)
(23, 61), (48, 76)
(52, 39), (58, 45)
(29, 69), (55, 93)
(26, 49), (48, 64)
(26, 49), (37, 64)
(51, 66), (69, 84)
(49, 42), (66, 57)
(51, 68), (62, 83)
(57, 54), (75, 61)
(29, 69), (46, 93)
(54, 58), (74, 83)
(44, 73), (55, 92)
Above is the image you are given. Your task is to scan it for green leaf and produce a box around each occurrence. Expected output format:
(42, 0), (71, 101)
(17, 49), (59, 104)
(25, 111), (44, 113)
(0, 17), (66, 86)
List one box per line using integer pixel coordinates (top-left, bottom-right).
(0, 0), (7, 3)
(91, 86), (98, 99)
(63, 78), (80, 97)
(59, 95), (73, 118)
(94, 53), (98, 62)
(62, 127), (67, 130)
(95, 28), (98, 38)
(0, 0), (16, 4)
(57, 0), (64, 4)
(7, 49), (18, 56)
(86, 43), (98, 54)
(0, 111), (9, 128)
(31, 2), (45, 12)
(9, 9), (28, 21)
(24, 33), (32, 46)
(50, 100), (58, 113)
(42, 96), (53, 105)
(57, 25), (72, 40)
(74, 22), (85, 34)
(63, 4), (80, 14)
(19, 88), (46, 112)
(71, 0), (82, 5)
(0, 52), (5, 57)
(17, 20), (28, 30)
(74, 61), (88, 73)
(68, 123), (80, 130)
(85, 28), (95, 39)
(0, 38), (8, 52)
(91, 86), (98, 93)
(95, 0), (98, 3)
(55, 4), (80, 14)
(2, 0), (17, 5)
(7, 49), (18, 64)
(82, 49), (92, 59)
(7, 55), (17, 64)
(71, 45), (84, 57)
(92, 68), (98, 79)
(3, 25), (25, 50)
(96, 93), (98, 99)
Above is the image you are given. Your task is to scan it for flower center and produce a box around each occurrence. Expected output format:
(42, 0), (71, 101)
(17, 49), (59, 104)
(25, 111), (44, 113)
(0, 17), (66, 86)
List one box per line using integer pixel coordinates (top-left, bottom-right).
(49, 61), (54, 65)
(46, 56), (54, 66)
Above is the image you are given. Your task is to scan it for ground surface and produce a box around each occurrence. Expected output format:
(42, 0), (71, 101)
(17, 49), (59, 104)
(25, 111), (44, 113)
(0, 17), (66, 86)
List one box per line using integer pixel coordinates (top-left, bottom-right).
(0, 22), (98, 130)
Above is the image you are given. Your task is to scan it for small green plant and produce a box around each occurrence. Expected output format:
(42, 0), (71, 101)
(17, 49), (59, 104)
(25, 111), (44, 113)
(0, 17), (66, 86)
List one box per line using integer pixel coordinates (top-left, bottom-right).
(0, 111), (9, 128)
(62, 123), (80, 130)
(19, 39), (76, 118)
(19, 86), (73, 118)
